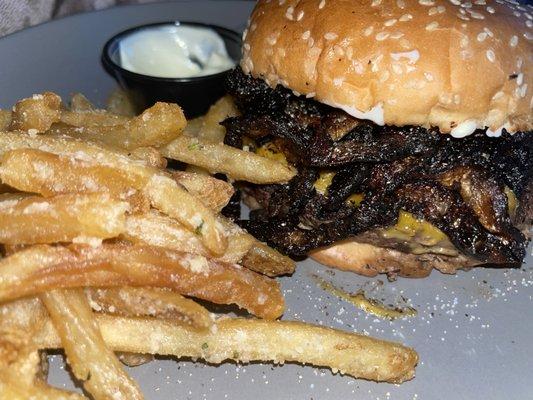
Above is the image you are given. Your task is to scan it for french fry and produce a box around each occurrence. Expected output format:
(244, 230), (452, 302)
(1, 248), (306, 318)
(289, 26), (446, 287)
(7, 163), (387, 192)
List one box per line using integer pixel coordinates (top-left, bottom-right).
(0, 244), (284, 319)
(183, 116), (204, 137)
(144, 174), (226, 255)
(31, 314), (418, 384)
(196, 95), (239, 143)
(161, 135), (296, 184)
(0, 135), (226, 254)
(41, 289), (143, 400)
(0, 298), (83, 399)
(10, 92), (61, 132)
(106, 88), (136, 117)
(129, 146), (167, 169)
(242, 241), (296, 277)
(123, 210), (253, 263)
(0, 110), (12, 131)
(0, 148), (142, 197)
(185, 164), (211, 175)
(85, 287), (213, 329)
(60, 111), (128, 127)
(0, 374), (86, 400)
(54, 102), (186, 150)
(172, 171), (234, 212)
(69, 92), (95, 112)
(0, 193), (128, 245)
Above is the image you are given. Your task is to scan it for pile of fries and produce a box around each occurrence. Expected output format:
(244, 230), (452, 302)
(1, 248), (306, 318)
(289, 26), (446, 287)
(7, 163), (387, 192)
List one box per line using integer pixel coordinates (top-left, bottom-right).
(0, 91), (417, 398)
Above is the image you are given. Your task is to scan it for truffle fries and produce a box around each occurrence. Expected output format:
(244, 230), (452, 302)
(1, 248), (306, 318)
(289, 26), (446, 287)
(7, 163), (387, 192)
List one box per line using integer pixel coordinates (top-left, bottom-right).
(41, 289), (143, 400)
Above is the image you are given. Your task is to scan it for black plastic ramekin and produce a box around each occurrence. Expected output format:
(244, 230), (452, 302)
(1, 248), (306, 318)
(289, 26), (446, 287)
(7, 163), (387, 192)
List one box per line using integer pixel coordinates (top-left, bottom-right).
(102, 21), (241, 118)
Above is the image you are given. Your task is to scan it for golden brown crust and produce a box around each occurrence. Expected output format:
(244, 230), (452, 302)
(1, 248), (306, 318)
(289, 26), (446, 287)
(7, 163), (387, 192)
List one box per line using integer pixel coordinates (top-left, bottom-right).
(310, 240), (480, 278)
(242, 0), (532, 135)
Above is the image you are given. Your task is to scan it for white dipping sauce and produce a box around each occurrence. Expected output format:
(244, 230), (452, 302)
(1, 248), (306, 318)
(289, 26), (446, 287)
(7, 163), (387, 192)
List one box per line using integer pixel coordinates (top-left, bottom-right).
(119, 25), (235, 78)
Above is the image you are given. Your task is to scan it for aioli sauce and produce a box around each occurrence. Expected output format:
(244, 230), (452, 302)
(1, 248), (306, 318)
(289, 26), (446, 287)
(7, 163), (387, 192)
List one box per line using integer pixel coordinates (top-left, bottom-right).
(315, 276), (417, 320)
(119, 25), (235, 78)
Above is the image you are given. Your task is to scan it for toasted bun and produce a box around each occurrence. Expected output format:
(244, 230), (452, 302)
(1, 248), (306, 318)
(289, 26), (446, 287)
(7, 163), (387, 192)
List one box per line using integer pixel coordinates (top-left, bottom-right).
(242, 0), (532, 136)
(310, 240), (480, 278)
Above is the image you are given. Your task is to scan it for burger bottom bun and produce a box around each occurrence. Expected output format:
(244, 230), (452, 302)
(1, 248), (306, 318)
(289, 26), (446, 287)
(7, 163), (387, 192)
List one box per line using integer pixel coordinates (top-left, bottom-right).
(310, 240), (480, 279)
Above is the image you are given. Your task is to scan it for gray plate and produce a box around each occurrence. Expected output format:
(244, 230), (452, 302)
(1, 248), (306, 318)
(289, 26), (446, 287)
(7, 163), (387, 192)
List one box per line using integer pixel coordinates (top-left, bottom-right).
(1, 2), (531, 399)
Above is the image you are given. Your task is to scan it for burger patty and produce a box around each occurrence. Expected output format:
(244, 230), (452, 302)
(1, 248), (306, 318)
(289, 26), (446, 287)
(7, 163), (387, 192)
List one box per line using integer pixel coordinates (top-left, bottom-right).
(222, 67), (533, 266)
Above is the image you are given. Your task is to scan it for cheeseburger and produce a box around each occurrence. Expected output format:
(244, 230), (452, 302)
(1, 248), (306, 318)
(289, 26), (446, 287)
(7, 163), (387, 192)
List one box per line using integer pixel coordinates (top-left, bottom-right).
(222, 0), (532, 278)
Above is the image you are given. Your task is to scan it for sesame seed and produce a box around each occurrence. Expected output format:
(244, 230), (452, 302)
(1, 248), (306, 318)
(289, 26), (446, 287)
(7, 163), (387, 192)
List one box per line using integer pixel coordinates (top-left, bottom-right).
(469, 10), (485, 19)
(527, 20), (533, 28)
(384, 18), (397, 26)
(486, 6), (495, 13)
(509, 35), (518, 47)
(419, 0), (435, 6)
(352, 61), (364, 74)
(524, 31), (533, 40)
(324, 32), (338, 40)
(516, 56), (523, 69)
(477, 32), (488, 42)
(517, 73), (524, 86)
(513, 11), (521, 18)
(424, 72), (434, 81)
(486, 49), (496, 63)
(363, 26), (374, 36)
(297, 10), (305, 20)
(461, 49), (473, 59)
(371, 0), (382, 7)
(267, 34), (278, 45)
(449, 0), (461, 5)
(278, 0), (285, 5)
(461, 1), (473, 8)
(460, 36), (469, 48)
(426, 21), (439, 30)
(492, 91), (504, 100)
(457, 13), (470, 21)
(399, 13), (413, 21)
(484, 27), (494, 37)
(346, 46), (353, 59)
(302, 30), (311, 40)
(396, 0), (406, 8)
(474, 0), (486, 4)
(319, 0), (326, 9)
(243, 43), (251, 51)
(390, 31), (405, 39)
(375, 31), (390, 41)
(285, 6), (294, 20)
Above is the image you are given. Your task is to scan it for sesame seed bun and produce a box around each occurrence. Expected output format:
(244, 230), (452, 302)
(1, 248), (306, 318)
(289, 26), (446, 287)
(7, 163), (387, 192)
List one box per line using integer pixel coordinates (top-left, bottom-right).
(241, 0), (532, 137)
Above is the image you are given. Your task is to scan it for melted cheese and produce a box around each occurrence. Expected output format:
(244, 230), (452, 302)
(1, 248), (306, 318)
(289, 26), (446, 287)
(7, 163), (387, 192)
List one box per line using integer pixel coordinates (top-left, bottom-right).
(313, 171), (335, 195)
(505, 186), (518, 216)
(383, 210), (448, 247)
(255, 143), (288, 166)
(346, 193), (364, 207)
(381, 210), (458, 256)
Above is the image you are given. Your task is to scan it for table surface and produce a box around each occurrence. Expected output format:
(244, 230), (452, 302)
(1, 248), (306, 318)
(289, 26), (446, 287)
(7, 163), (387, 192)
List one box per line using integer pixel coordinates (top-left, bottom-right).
(0, 2), (531, 399)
